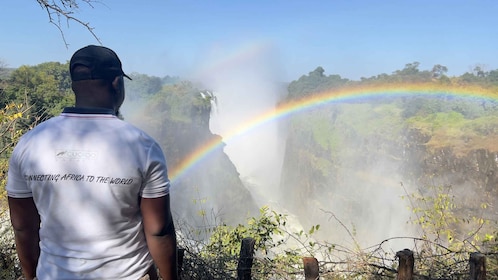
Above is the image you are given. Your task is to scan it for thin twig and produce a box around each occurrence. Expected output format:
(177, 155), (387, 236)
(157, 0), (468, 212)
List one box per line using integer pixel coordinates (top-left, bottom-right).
(36, 0), (102, 47)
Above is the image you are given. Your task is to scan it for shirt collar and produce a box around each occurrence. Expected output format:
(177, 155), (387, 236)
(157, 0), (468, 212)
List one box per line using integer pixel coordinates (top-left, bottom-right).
(62, 107), (115, 115)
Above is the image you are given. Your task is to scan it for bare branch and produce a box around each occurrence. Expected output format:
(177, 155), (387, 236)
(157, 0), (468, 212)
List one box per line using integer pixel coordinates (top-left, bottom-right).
(35, 0), (102, 47)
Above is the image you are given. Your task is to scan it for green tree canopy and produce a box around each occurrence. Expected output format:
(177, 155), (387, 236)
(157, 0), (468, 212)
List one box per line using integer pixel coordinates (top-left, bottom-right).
(3, 62), (73, 126)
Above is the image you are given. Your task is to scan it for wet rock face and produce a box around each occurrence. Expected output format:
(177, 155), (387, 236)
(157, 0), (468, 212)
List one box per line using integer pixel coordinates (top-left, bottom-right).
(421, 148), (497, 191)
(402, 128), (498, 192)
(279, 122), (498, 218)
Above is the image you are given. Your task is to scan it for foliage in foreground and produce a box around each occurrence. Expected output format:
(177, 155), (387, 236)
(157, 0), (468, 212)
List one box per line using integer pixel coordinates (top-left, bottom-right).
(1, 183), (498, 279)
(0, 102), (30, 279)
(174, 184), (498, 280)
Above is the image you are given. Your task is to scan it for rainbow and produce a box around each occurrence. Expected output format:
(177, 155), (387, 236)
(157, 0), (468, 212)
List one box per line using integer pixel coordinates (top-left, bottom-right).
(169, 83), (498, 182)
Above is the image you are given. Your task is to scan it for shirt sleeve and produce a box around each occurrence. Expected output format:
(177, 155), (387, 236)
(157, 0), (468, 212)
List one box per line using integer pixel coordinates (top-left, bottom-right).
(140, 141), (170, 198)
(5, 145), (33, 198)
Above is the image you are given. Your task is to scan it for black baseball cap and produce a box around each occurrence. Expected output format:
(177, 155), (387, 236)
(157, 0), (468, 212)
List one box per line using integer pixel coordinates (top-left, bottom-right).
(70, 45), (132, 81)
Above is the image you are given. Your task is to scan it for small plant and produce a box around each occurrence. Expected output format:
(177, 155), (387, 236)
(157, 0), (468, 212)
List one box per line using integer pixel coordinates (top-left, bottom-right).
(402, 183), (498, 277)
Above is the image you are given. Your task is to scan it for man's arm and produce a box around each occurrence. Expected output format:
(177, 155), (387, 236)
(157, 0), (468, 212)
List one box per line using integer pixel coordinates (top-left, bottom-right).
(141, 195), (178, 280)
(8, 197), (40, 280)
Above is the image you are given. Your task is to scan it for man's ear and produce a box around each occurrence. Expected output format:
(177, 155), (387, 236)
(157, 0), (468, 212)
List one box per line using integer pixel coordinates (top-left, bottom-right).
(111, 76), (124, 95)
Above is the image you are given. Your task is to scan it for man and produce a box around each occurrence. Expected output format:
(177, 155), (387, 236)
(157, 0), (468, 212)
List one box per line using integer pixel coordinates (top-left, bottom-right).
(6, 45), (178, 280)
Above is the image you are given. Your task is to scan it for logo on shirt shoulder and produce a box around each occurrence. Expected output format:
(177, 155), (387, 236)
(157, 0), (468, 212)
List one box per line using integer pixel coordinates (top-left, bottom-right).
(56, 150), (97, 161)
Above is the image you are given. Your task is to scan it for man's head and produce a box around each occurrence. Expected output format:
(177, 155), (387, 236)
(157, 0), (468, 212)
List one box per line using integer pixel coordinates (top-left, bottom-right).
(69, 45), (131, 115)
(70, 45), (131, 81)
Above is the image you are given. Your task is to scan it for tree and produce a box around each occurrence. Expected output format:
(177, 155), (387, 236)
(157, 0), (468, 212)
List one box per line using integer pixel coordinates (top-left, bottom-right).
(3, 62), (73, 126)
(0, 60), (8, 105)
(125, 73), (162, 100)
(0, 60), (8, 79)
(472, 65), (487, 78)
(391, 62), (433, 82)
(35, 0), (100, 45)
(396, 62), (421, 76)
(309, 66), (325, 77)
(459, 72), (479, 84)
(486, 69), (498, 85)
(431, 64), (448, 79)
(287, 67), (349, 98)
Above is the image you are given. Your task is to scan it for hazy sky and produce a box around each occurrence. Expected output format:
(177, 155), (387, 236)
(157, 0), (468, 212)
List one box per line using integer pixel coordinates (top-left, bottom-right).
(2, 0), (498, 82)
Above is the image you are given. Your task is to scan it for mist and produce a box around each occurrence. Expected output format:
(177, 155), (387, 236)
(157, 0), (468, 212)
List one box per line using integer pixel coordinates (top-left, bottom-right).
(194, 44), (288, 204)
(191, 46), (419, 252)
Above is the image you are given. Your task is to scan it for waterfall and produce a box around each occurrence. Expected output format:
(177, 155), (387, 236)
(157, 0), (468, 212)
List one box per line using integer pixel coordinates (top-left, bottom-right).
(208, 81), (288, 206)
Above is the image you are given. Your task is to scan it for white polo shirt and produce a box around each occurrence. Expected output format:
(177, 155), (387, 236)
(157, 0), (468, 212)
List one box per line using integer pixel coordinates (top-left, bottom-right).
(6, 107), (170, 279)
